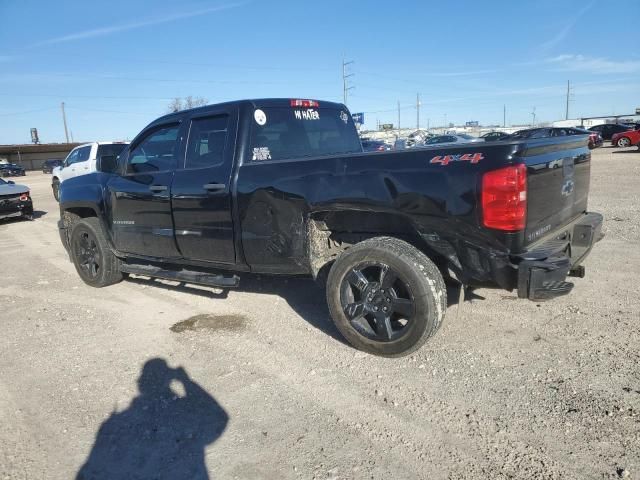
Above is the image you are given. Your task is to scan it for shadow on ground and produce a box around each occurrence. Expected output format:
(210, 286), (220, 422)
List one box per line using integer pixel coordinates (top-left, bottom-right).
(76, 358), (228, 480)
(126, 273), (464, 348)
(612, 149), (640, 154)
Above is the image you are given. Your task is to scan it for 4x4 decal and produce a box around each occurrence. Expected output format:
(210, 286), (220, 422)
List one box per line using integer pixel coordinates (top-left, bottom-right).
(430, 153), (484, 166)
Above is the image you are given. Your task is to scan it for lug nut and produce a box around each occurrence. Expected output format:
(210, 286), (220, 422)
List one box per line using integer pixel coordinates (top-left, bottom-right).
(374, 306), (379, 311)
(383, 307), (388, 312)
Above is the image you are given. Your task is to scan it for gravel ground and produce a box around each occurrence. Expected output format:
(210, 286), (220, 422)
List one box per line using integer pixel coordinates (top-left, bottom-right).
(1, 146), (638, 480)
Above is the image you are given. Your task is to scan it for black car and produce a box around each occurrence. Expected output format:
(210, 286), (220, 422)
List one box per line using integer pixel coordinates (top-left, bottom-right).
(0, 177), (33, 221)
(481, 131), (510, 142)
(42, 159), (63, 174)
(0, 163), (26, 177)
(588, 124), (633, 141)
(57, 97), (603, 357)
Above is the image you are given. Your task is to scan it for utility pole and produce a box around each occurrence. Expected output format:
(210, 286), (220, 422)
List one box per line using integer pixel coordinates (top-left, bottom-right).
(531, 107), (536, 127)
(342, 58), (354, 106)
(397, 100), (401, 137)
(61, 102), (70, 143)
(416, 93), (421, 130)
(565, 80), (571, 120)
(503, 104), (506, 127)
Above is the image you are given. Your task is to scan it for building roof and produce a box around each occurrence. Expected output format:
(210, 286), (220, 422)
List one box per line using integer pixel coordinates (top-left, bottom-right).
(0, 143), (83, 155)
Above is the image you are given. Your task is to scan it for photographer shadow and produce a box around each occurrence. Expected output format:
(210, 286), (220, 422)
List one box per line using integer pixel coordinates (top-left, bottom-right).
(76, 358), (228, 480)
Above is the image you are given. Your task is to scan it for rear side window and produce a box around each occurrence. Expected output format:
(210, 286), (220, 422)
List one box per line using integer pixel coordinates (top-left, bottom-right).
(97, 143), (127, 160)
(127, 125), (180, 174)
(185, 115), (229, 169)
(250, 107), (362, 161)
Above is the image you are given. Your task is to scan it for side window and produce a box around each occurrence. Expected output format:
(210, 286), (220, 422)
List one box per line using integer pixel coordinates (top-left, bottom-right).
(185, 115), (229, 169)
(127, 125), (180, 174)
(77, 146), (92, 162)
(64, 149), (80, 166)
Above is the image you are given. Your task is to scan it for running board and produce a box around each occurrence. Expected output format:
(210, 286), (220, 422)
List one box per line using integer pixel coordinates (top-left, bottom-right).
(120, 263), (240, 288)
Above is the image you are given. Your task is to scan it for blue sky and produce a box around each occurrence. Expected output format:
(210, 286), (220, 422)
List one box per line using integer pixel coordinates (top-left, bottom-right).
(1, 0), (639, 144)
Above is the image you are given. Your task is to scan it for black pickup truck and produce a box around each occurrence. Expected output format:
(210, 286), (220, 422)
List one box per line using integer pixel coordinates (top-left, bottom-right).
(58, 98), (602, 357)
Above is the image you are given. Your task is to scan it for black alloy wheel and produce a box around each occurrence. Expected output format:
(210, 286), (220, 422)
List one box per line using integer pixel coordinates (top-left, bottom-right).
(340, 262), (415, 342)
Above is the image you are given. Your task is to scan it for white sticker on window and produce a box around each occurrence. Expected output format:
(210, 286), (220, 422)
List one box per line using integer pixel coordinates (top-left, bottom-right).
(293, 109), (320, 120)
(340, 111), (349, 124)
(252, 146), (271, 161)
(254, 109), (267, 126)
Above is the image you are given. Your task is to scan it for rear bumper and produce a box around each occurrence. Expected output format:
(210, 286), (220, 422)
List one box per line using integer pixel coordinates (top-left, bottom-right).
(513, 212), (603, 301)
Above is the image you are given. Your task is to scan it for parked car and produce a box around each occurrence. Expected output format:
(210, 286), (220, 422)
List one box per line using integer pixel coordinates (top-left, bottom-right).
(361, 139), (390, 152)
(508, 127), (592, 141)
(481, 131), (511, 142)
(393, 138), (409, 150)
(588, 124), (633, 141)
(52, 141), (128, 201)
(423, 134), (483, 146)
(57, 98), (602, 357)
(570, 128), (603, 149)
(611, 128), (640, 148)
(42, 159), (63, 174)
(0, 163), (26, 177)
(0, 177), (33, 221)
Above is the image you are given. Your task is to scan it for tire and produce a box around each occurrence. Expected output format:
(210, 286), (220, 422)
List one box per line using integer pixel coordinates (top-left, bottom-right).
(326, 236), (446, 357)
(69, 217), (123, 287)
(52, 178), (60, 202)
(617, 137), (631, 148)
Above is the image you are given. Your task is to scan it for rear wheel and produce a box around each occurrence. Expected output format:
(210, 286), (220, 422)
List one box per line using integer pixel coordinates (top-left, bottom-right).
(70, 217), (123, 287)
(326, 237), (446, 357)
(52, 178), (60, 201)
(617, 137), (631, 147)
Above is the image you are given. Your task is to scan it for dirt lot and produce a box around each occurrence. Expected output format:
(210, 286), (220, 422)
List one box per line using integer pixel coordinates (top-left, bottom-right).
(1, 146), (639, 479)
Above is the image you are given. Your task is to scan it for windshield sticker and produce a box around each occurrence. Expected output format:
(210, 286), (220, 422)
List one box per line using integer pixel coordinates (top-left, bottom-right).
(252, 146), (272, 161)
(430, 153), (484, 166)
(340, 111), (349, 124)
(293, 109), (320, 121)
(254, 109), (267, 126)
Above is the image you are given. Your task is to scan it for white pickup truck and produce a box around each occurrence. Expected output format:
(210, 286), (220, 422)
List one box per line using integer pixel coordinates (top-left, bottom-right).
(52, 142), (128, 200)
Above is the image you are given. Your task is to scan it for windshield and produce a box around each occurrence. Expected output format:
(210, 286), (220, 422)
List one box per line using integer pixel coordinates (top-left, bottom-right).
(249, 107), (362, 161)
(457, 134), (475, 140)
(0, 178), (6, 185)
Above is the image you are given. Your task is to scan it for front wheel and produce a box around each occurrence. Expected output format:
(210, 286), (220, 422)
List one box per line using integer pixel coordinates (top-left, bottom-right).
(326, 237), (447, 357)
(52, 178), (60, 201)
(617, 137), (631, 148)
(70, 217), (123, 287)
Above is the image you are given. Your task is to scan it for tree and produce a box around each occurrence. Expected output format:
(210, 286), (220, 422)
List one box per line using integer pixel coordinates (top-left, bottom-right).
(167, 96), (208, 113)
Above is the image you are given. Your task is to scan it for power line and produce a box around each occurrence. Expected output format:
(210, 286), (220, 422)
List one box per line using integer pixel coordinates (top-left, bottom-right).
(0, 106), (58, 117)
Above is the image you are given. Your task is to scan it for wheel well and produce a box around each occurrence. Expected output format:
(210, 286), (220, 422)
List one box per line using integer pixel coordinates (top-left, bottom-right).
(64, 207), (97, 220)
(307, 211), (448, 279)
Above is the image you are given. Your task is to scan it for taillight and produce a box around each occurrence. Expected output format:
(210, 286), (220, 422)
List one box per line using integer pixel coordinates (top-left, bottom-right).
(290, 99), (319, 108)
(377, 145), (385, 151)
(481, 164), (527, 231)
(19, 192), (30, 202)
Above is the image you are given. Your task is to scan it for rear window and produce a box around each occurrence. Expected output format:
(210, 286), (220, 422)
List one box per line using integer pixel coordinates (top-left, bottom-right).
(97, 143), (127, 160)
(250, 107), (362, 161)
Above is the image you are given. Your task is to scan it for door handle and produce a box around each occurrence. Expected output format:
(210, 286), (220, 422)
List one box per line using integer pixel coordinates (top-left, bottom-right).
(203, 183), (226, 191)
(149, 185), (168, 193)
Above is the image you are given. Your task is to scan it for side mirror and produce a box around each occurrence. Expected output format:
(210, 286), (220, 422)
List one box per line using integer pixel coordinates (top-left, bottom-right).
(8, 180), (15, 184)
(97, 155), (118, 174)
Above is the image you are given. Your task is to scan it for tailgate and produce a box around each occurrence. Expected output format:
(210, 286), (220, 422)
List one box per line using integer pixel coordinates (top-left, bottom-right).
(518, 136), (591, 246)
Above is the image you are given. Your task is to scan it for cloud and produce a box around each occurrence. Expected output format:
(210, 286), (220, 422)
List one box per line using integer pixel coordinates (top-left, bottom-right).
(540, 0), (595, 51)
(32, 2), (247, 47)
(546, 54), (640, 74)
